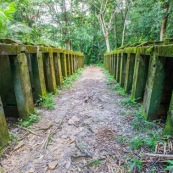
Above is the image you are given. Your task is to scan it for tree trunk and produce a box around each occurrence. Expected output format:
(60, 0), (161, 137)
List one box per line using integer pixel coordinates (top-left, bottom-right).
(121, 20), (126, 47)
(114, 21), (117, 48)
(65, 39), (71, 50)
(160, 1), (169, 41)
(104, 32), (110, 52)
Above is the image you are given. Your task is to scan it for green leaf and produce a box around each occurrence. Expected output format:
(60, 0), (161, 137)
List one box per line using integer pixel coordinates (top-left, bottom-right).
(3, 2), (16, 20)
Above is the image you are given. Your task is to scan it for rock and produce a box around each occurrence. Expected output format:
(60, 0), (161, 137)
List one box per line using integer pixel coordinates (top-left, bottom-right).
(48, 161), (58, 170)
(38, 122), (53, 130)
(61, 135), (68, 139)
(68, 116), (80, 125)
(26, 168), (35, 173)
(0, 167), (5, 173)
(65, 159), (71, 169)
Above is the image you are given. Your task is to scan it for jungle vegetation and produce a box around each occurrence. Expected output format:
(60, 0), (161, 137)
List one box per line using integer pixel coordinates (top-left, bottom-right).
(0, 0), (172, 64)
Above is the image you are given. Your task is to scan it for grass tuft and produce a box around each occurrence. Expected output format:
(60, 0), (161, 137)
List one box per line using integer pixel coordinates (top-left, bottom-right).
(62, 68), (83, 88)
(37, 93), (55, 110)
(18, 109), (40, 127)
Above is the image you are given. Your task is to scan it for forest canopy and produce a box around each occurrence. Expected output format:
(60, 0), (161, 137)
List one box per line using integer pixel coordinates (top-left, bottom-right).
(0, 0), (172, 63)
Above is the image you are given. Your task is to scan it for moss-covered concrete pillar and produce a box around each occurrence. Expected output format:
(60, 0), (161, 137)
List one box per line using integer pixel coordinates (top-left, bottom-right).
(10, 53), (34, 119)
(109, 55), (111, 73)
(66, 53), (71, 76)
(120, 52), (127, 87)
(60, 52), (67, 78)
(165, 93), (173, 135)
(143, 55), (165, 120)
(73, 55), (76, 72)
(53, 52), (62, 86)
(0, 55), (18, 117)
(112, 54), (115, 77)
(116, 54), (121, 82)
(107, 55), (109, 70)
(43, 50), (57, 94)
(105, 56), (107, 69)
(71, 54), (74, 74)
(0, 97), (9, 147)
(131, 54), (149, 101)
(114, 54), (117, 79)
(31, 51), (46, 98)
(124, 53), (135, 93)
(111, 55), (114, 75)
(76, 56), (79, 70)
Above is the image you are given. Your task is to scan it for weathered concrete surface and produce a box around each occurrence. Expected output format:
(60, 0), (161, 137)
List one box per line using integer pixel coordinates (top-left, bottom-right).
(143, 55), (165, 120)
(10, 53), (34, 119)
(0, 55), (18, 117)
(0, 97), (9, 147)
(43, 51), (57, 94)
(120, 53), (127, 87)
(66, 53), (71, 76)
(116, 54), (121, 82)
(53, 52), (62, 86)
(30, 52), (46, 99)
(60, 53), (67, 78)
(124, 53), (135, 93)
(165, 93), (173, 135)
(131, 54), (149, 101)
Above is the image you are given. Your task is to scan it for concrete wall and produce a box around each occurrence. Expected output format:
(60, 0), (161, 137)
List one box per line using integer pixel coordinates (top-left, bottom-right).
(104, 42), (173, 135)
(0, 44), (84, 147)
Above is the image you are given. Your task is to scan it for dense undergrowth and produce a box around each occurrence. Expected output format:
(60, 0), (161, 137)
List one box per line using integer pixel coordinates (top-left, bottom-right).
(99, 64), (173, 173)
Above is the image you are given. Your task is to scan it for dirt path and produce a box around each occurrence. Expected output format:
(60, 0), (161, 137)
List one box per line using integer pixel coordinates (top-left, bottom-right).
(1, 66), (135, 172)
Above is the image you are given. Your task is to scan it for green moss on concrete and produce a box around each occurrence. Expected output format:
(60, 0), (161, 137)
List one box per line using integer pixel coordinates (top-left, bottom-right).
(0, 97), (10, 147)
(165, 94), (173, 135)
(143, 55), (166, 120)
(146, 46), (154, 54)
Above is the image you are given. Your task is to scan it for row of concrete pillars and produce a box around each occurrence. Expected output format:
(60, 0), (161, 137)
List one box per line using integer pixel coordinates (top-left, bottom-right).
(104, 43), (173, 135)
(0, 44), (84, 147)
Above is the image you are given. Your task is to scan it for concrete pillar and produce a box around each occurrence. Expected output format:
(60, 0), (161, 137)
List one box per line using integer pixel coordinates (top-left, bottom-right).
(70, 54), (74, 74)
(0, 55), (18, 117)
(165, 93), (173, 135)
(120, 53), (127, 88)
(60, 52), (67, 78)
(10, 53), (34, 119)
(53, 52), (62, 86)
(124, 53), (135, 93)
(143, 55), (166, 120)
(0, 97), (9, 147)
(66, 53), (71, 76)
(31, 51), (46, 98)
(116, 54), (121, 82)
(114, 54), (117, 79)
(43, 50), (57, 94)
(131, 54), (149, 101)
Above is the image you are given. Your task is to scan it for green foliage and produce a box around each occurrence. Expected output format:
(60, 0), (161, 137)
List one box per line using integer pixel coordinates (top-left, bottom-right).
(0, 2), (16, 37)
(100, 67), (114, 84)
(114, 83), (121, 90)
(117, 135), (127, 144)
(62, 68), (83, 88)
(18, 111), (40, 127)
(113, 84), (126, 96)
(87, 159), (102, 167)
(130, 136), (144, 150)
(37, 93), (55, 110)
(132, 111), (156, 131)
(119, 97), (140, 109)
(116, 88), (126, 97)
(129, 158), (144, 172)
(164, 160), (173, 171)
